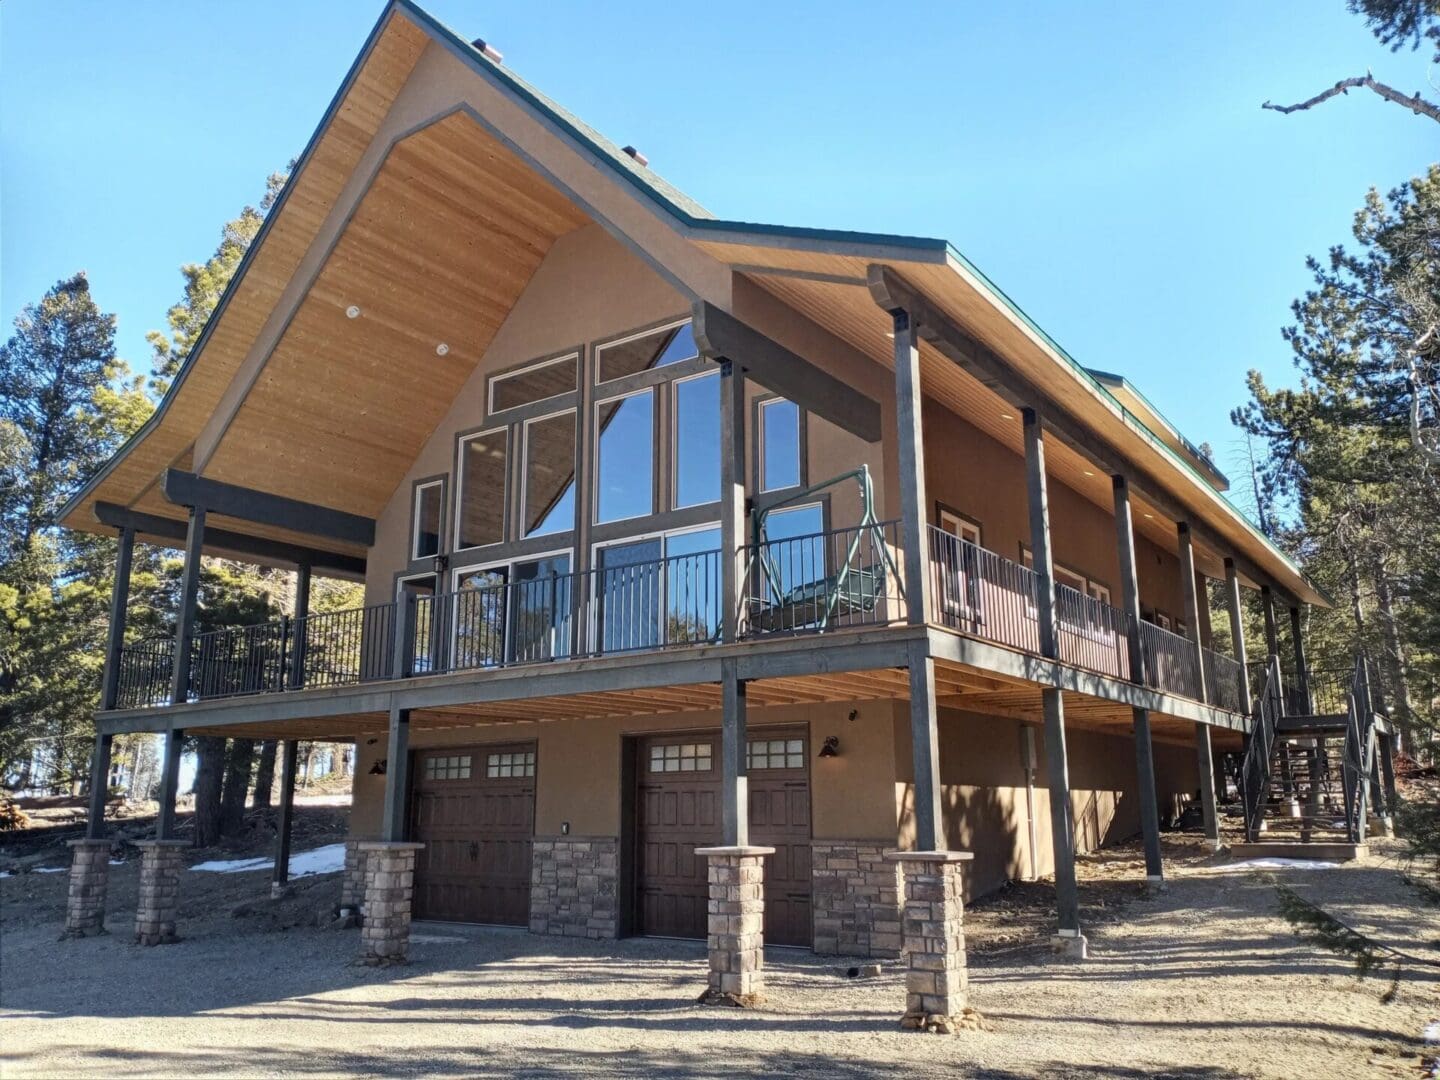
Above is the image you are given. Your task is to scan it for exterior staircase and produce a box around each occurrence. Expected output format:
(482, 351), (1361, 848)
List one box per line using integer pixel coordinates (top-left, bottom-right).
(1234, 655), (1385, 860)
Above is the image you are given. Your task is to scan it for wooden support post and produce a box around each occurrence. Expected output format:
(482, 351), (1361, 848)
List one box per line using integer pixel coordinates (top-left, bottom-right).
(84, 732), (114, 841)
(169, 506), (206, 706)
(1290, 606), (1311, 713)
(720, 657), (749, 847)
(1113, 475), (1164, 884)
(907, 638), (944, 852)
(155, 726), (184, 841)
(380, 704), (411, 843)
(1178, 524), (1219, 849)
(1176, 525), (1208, 704)
(891, 308), (931, 626)
(1224, 559), (1253, 716)
(1261, 585), (1280, 660)
(100, 526), (135, 711)
(271, 740), (299, 896)
(391, 591), (417, 681)
(288, 562), (311, 690)
(719, 358), (748, 642)
(1023, 407), (1082, 949)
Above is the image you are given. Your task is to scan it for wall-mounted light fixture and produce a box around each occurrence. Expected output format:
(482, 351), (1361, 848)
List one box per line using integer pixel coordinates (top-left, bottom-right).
(818, 735), (840, 758)
(433, 554), (449, 574)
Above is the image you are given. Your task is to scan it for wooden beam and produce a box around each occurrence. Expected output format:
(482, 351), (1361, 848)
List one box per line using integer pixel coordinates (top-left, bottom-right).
(272, 740), (298, 892)
(155, 726), (184, 841)
(100, 526), (135, 711)
(692, 300), (883, 443)
(1177, 523), (1208, 703)
(163, 469), (375, 547)
(720, 658), (749, 847)
(1225, 558), (1253, 715)
(170, 506), (206, 706)
(1113, 475), (1164, 883)
(381, 705), (411, 843)
(94, 502), (365, 579)
(719, 358), (748, 642)
(866, 264), (1304, 606)
(84, 732), (114, 841)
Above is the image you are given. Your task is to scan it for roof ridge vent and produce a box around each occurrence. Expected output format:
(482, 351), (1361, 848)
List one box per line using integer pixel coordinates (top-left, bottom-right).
(470, 38), (503, 64)
(621, 145), (649, 168)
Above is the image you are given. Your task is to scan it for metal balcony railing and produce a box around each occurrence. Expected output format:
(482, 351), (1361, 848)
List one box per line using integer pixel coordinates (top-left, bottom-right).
(927, 527), (1041, 655)
(1137, 619), (1204, 701)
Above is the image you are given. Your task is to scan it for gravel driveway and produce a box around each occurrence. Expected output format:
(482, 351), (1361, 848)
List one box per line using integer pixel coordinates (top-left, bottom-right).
(1, 837), (1434, 1078)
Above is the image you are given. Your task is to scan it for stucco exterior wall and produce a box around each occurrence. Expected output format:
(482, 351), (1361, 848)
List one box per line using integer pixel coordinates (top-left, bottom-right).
(889, 703), (1200, 898)
(350, 698), (900, 843)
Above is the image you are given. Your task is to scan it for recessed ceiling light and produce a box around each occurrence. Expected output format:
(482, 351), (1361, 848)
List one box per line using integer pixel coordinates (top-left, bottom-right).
(436, 343), (450, 357)
(345, 305), (361, 319)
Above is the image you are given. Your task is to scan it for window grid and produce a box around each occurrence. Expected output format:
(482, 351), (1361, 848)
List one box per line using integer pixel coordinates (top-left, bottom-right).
(423, 754), (472, 781)
(746, 738), (804, 770)
(648, 742), (712, 773)
(486, 750), (536, 778)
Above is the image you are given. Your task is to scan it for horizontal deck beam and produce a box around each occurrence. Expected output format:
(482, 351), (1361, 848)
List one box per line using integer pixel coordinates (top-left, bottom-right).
(94, 502), (365, 579)
(162, 470), (375, 547)
(97, 623), (1248, 737)
(692, 300), (883, 443)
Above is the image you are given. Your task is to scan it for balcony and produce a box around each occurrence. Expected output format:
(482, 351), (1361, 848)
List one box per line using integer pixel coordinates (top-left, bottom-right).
(110, 519), (1249, 720)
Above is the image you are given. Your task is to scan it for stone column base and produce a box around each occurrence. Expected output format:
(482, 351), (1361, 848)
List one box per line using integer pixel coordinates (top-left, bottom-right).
(530, 837), (619, 939)
(61, 839), (112, 939)
(811, 841), (903, 958)
(886, 850), (973, 1034)
(1051, 930), (1089, 960)
(134, 840), (189, 946)
(696, 845), (774, 1007)
(339, 838), (368, 916)
(357, 841), (423, 966)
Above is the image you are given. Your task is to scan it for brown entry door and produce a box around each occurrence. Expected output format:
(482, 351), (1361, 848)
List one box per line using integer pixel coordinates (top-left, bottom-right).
(748, 732), (813, 947)
(633, 731), (811, 946)
(411, 744), (535, 925)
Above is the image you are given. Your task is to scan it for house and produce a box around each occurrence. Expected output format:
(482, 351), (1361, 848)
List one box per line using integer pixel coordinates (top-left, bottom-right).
(55, 0), (1395, 1025)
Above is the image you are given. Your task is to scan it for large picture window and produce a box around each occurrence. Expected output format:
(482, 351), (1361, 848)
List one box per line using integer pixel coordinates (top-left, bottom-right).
(596, 320), (697, 383)
(456, 429), (508, 550)
(488, 353), (578, 413)
(595, 389), (654, 523)
(673, 371), (719, 508)
(522, 410), (576, 538)
(594, 525), (721, 652)
(759, 397), (801, 492)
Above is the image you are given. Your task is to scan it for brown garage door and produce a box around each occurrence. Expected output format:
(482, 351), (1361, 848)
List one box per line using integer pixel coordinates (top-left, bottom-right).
(633, 731), (811, 946)
(411, 743), (535, 925)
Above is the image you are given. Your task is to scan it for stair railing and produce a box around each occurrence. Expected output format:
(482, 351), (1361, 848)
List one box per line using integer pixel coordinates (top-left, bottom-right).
(1240, 654), (1283, 842)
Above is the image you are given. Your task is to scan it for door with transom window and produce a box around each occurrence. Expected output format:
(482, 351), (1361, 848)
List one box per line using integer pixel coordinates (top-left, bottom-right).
(410, 743), (536, 925)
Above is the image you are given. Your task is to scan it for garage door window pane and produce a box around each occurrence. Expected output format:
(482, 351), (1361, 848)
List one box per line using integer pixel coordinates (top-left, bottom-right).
(747, 738), (804, 769)
(487, 750), (536, 778)
(423, 754), (472, 781)
(648, 742), (711, 773)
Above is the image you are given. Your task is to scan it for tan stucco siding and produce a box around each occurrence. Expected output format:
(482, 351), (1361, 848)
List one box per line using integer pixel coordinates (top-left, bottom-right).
(350, 698), (900, 843)
(889, 704), (1200, 898)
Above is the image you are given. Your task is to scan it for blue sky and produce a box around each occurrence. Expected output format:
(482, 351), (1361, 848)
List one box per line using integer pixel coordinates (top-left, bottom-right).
(2, 1), (1433, 493)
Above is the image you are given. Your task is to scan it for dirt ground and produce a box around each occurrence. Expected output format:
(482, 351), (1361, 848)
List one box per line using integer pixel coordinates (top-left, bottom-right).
(2, 825), (1438, 1079)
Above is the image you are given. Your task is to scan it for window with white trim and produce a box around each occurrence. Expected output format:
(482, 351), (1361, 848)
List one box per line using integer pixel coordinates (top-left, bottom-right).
(759, 397), (801, 492)
(456, 428), (507, 550)
(938, 509), (981, 547)
(413, 481), (443, 561)
(488, 353), (577, 413)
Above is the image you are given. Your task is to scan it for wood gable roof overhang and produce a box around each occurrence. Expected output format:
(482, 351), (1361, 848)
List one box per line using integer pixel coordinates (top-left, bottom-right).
(57, 0), (1323, 606)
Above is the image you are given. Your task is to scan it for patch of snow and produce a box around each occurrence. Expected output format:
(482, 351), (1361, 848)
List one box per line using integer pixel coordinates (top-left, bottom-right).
(1216, 858), (1340, 871)
(0, 871), (11, 879)
(410, 933), (466, 945)
(33, 867), (65, 874)
(191, 842), (346, 880)
(109, 859), (125, 866)
(1425, 1020), (1440, 1044)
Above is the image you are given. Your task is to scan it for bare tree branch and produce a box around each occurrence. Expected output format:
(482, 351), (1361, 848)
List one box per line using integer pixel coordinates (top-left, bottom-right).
(1264, 73), (1440, 123)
